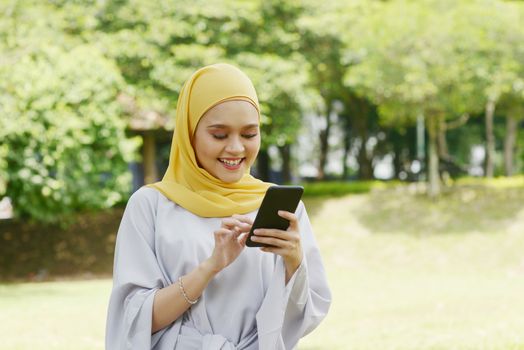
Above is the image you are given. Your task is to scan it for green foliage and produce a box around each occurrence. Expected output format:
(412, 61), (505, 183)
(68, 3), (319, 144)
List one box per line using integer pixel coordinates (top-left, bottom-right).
(0, 43), (137, 223)
(301, 180), (391, 197)
(0, 0), (313, 222)
(453, 175), (524, 189)
(338, 0), (524, 185)
(235, 53), (309, 148)
(343, 0), (524, 128)
(2, 0), (524, 222)
(91, 0), (309, 150)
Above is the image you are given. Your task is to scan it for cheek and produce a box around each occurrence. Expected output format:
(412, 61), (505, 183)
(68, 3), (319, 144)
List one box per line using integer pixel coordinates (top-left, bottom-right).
(199, 148), (215, 163)
(246, 138), (260, 159)
(194, 136), (219, 164)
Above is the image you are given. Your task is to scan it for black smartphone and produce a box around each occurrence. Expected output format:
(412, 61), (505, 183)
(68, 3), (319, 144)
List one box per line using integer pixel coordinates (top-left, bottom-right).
(246, 185), (304, 248)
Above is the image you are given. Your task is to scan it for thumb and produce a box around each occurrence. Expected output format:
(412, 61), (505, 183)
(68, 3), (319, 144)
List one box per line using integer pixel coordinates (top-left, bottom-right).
(237, 232), (248, 246)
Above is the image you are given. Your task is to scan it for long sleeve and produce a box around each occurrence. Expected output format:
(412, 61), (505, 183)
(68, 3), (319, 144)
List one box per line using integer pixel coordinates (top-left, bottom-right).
(256, 201), (332, 349)
(105, 188), (178, 350)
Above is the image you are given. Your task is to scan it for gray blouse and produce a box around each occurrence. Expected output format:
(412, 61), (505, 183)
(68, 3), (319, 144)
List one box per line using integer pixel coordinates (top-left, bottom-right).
(105, 187), (331, 349)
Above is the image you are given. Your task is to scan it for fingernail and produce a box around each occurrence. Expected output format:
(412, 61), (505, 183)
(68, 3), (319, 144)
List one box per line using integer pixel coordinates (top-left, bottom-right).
(254, 229), (260, 235)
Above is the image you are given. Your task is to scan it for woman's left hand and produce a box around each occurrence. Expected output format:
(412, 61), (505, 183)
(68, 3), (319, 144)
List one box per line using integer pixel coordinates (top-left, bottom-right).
(251, 210), (303, 283)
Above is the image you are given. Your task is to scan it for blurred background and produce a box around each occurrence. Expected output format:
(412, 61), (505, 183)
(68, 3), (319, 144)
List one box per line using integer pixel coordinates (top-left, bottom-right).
(1, 0), (524, 349)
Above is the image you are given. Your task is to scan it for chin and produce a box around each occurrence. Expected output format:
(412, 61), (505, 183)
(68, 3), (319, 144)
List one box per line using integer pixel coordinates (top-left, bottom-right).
(218, 174), (243, 183)
(212, 162), (248, 183)
(214, 168), (245, 183)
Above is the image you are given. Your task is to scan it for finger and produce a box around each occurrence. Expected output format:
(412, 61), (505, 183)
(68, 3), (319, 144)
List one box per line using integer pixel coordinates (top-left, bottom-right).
(222, 218), (252, 234)
(278, 210), (299, 231)
(215, 227), (231, 235)
(259, 245), (287, 256)
(250, 235), (293, 249)
(221, 218), (242, 229)
(232, 214), (254, 225)
(214, 228), (240, 240)
(235, 222), (252, 233)
(254, 228), (297, 241)
(222, 218), (240, 227)
(214, 228), (231, 238)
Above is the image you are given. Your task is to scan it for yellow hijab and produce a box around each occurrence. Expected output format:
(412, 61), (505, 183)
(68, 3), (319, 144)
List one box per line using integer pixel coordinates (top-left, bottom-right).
(148, 63), (271, 217)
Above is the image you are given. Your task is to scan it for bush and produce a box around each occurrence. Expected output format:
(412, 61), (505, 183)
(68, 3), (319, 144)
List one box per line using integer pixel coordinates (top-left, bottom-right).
(0, 45), (138, 223)
(453, 175), (524, 189)
(301, 180), (391, 197)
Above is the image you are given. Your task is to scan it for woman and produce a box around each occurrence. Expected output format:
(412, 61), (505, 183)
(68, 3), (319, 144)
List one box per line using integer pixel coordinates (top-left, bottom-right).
(105, 63), (331, 349)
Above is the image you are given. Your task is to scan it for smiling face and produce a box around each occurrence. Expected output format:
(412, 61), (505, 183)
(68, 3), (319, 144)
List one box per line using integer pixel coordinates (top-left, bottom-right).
(192, 100), (260, 183)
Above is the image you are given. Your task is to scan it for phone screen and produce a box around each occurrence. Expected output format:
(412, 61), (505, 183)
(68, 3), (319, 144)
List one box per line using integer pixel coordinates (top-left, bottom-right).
(246, 185), (304, 248)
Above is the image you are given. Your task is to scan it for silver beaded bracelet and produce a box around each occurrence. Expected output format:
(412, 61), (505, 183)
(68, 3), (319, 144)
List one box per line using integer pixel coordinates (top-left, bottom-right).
(178, 276), (199, 305)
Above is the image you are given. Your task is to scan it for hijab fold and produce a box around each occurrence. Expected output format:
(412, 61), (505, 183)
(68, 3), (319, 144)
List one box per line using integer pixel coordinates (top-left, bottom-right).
(148, 63), (271, 217)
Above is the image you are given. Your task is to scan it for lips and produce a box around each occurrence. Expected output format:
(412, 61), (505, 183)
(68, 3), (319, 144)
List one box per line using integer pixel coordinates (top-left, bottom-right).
(218, 158), (244, 170)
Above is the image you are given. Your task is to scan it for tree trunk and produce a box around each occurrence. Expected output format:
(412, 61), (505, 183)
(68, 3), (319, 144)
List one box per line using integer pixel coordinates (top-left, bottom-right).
(256, 148), (271, 182)
(278, 144), (292, 184)
(416, 114), (426, 181)
(437, 115), (449, 159)
(437, 114), (450, 182)
(357, 139), (373, 180)
(392, 132), (403, 179)
(485, 99), (496, 178)
(317, 102), (333, 180)
(143, 132), (158, 185)
(341, 125), (351, 180)
(504, 115), (517, 176)
(427, 115), (440, 197)
(353, 100), (373, 180)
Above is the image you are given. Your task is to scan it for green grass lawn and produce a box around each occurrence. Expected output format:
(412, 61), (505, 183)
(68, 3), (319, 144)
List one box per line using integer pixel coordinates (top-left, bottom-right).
(0, 279), (109, 350)
(2, 184), (524, 349)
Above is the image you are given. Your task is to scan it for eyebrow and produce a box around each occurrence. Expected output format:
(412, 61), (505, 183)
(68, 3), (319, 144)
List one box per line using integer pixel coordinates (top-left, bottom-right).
(207, 124), (259, 129)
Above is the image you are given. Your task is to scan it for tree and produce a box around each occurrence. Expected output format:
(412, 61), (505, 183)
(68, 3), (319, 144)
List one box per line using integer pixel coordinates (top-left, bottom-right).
(346, 0), (485, 196)
(0, 45), (135, 222)
(91, 0), (310, 182)
(0, 1), (138, 222)
(235, 53), (309, 183)
(455, 1), (521, 177)
(298, 0), (364, 179)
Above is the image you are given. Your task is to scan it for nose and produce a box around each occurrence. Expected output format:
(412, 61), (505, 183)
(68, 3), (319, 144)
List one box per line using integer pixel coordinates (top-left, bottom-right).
(225, 135), (245, 155)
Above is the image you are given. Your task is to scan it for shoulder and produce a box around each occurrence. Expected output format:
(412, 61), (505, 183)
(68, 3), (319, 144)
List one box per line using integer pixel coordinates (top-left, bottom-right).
(115, 187), (162, 253)
(124, 186), (161, 217)
(128, 186), (160, 206)
(125, 186), (190, 219)
(129, 186), (161, 202)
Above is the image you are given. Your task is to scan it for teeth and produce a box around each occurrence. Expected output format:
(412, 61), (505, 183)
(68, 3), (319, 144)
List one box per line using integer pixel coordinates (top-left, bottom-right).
(220, 159), (242, 166)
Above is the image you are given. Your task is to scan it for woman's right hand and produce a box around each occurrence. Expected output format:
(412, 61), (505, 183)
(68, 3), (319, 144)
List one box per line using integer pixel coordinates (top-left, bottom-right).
(153, 214), (253, 333)
(207, 214), (253, 272)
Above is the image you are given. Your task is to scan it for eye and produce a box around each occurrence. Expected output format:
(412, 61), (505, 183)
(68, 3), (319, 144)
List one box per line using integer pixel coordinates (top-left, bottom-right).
(243, 134), (258, 139)
(212, 134), (227, 140)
